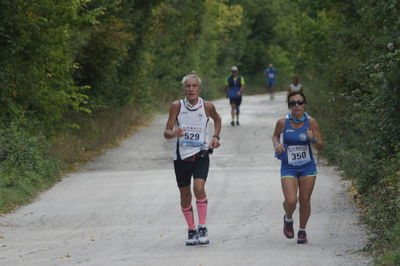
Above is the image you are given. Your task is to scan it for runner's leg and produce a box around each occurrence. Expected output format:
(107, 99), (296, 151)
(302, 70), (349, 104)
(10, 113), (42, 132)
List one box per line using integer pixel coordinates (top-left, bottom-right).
(281, 177), (297, 238)
(194, 178), (209, 245)
(194, 178), (207, 224)
(235, 98), (241, 125)
(270, 83), (275, 99)
(230, 103), (237, 125)
(298, 176), (316, 229)
(179, 186), (196, 229)
(281, 177), (298, 219)
(193, 178), (206, 199)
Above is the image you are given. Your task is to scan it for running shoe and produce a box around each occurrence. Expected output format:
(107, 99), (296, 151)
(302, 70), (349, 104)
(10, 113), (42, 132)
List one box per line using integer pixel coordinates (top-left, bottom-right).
(236, 121), (240, 126)
(197, 225), (210, 245)
(186, 229), (198, 246)
(297, 230), (308, 244)
(283, 215), (294, 239)
(230, 121), (235, 126)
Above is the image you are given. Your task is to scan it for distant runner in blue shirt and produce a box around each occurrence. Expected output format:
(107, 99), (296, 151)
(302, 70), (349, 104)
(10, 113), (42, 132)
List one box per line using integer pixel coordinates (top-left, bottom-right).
(224, 66), (245, 126)
(265, 64), (277, 99)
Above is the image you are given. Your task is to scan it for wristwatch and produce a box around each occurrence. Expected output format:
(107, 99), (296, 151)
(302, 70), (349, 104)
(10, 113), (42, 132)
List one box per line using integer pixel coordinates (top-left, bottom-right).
(213, 135), (220, 141)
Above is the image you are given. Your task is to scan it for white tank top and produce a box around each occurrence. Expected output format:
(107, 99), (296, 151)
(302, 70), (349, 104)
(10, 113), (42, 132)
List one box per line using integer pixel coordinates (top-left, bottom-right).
(289, 83), (303, 92)
(174, 98), (209, 160)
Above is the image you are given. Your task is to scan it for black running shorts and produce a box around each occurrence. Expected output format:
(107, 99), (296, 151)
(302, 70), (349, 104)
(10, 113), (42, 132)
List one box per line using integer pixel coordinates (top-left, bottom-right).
(229, 97), (242, 106)
(174, 154), (209, 188)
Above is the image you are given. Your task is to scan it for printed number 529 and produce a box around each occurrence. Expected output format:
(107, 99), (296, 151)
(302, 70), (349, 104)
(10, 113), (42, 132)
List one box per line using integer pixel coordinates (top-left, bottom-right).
(184, 132), (200, 140)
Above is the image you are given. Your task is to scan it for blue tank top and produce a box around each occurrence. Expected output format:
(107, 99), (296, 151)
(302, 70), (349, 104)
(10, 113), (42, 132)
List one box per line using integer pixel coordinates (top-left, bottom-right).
(282, 119), (314, 166)
(227, 75), (242, 98)
(265, 68), (276, 81)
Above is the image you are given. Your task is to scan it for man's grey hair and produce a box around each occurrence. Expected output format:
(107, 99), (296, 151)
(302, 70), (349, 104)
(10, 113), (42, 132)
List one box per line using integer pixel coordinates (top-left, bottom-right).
(181, 74), (202, 88)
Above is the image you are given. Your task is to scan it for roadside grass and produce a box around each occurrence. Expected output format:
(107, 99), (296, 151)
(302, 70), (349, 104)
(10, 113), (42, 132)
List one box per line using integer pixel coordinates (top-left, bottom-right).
(0, 125), (60, 214)
(0, 107), (152, 214)
(373, 217), (400, 265)
(51, 107), (152, 172)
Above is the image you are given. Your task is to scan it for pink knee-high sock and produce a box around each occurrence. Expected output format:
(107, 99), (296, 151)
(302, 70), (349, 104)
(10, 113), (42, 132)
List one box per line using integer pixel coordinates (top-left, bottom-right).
(196, 198), (208, 225)
(181, 205), (196, 230)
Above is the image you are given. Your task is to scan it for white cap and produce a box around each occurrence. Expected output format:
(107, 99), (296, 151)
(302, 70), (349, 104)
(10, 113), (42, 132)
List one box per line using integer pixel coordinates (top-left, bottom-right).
(231, 66), (238, 71)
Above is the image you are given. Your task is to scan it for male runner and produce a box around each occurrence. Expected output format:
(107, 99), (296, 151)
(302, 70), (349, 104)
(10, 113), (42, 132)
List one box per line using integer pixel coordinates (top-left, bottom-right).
(164, 74), (221, 246)
(224, 66), (245, 126)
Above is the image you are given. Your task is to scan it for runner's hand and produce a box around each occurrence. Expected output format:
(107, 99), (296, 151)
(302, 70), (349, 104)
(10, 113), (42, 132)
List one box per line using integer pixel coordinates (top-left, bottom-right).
(175, 128), (184, 137)
(274, 143), (285, 154)
(209, 137), (220, 149)
(307, 128), (315, 141)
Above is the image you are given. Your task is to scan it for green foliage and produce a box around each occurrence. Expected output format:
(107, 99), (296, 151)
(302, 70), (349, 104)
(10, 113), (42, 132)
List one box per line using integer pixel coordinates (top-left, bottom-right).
(0, 0), (93, 132)
(0, 121), (59, 212)
(292, 0), (400, 262)
(147, 0), (247, 101)
(196, 0), (244, 99)
(148, 0), (205, 101)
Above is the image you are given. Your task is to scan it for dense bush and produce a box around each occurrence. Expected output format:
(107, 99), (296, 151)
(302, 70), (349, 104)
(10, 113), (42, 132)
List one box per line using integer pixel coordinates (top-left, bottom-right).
(0, 121), (59, 212)
(292, 0), (400, 264)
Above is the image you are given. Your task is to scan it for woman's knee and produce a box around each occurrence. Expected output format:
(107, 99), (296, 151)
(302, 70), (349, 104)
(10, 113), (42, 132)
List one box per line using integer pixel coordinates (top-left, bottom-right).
(299, 196), (311, 207)
(285, 197), (297, 207)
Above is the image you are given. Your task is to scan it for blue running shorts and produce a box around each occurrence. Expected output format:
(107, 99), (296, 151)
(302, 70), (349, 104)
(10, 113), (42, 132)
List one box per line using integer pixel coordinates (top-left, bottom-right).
(280, 162), (317, 178)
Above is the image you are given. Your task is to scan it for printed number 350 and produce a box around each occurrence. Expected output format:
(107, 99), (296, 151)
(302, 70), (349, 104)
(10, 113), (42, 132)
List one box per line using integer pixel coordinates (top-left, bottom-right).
(291, 152), (307, 160)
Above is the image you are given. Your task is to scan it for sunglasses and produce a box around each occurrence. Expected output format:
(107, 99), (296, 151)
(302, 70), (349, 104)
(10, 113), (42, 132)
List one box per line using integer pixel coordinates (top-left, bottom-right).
(288, 100), (305, 107)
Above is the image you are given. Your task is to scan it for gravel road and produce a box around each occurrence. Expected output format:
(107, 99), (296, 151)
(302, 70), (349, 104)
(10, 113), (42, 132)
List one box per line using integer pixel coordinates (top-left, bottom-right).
(0, 92), (371, 265)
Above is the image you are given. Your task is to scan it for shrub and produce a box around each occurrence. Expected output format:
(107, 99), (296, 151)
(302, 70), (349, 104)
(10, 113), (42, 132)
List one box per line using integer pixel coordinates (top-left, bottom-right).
(0, 122), (59, 212)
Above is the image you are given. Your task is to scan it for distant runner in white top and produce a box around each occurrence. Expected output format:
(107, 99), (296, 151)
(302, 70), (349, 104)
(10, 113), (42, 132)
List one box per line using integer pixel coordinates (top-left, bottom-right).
(164, 74), (221, 246)
(288, 76), (303, 93)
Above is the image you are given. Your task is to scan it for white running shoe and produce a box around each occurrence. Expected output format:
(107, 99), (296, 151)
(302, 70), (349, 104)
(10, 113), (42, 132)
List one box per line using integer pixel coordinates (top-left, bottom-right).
(186, 229), (198, 246)
(197, 225), (210, 245)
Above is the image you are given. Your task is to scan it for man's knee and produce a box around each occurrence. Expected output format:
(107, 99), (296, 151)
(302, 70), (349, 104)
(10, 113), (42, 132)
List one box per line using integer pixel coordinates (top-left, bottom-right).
(179, 186), (191, 197)
(193, 180), (206, 198)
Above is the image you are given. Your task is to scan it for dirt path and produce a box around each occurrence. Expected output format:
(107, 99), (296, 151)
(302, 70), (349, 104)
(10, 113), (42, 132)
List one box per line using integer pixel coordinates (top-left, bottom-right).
(0, 92), (371, 265)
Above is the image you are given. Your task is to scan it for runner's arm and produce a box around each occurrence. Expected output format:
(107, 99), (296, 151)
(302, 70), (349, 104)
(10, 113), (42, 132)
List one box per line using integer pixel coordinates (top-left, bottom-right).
(272, 119), (285, 154)
(164, 101), (184, 139)
(240, 77), (245, 94)
(205, 102), (221, 149)
(308, 118), (324, 151)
